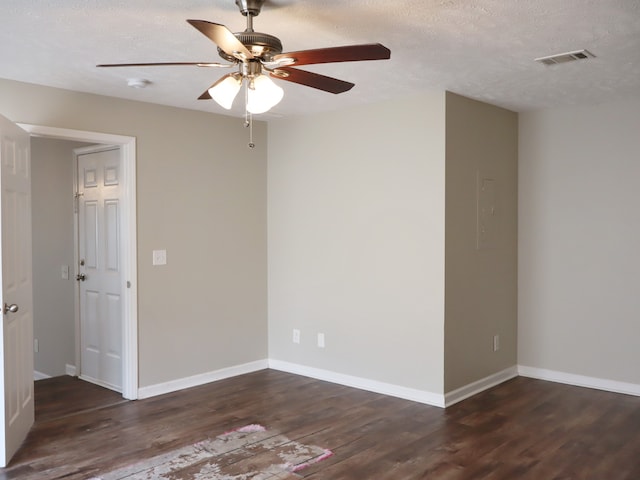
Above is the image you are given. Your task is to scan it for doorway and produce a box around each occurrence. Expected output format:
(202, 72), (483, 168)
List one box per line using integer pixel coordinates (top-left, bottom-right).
(22, 124), (138, 400)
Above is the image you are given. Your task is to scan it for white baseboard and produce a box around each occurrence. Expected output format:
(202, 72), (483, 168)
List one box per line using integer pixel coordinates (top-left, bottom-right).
(444, 366), (518, 407)
(137, 359), (269, 400)
(80, 374), (123, 394)
(131, 359), (638, 409)
(66, 364), (77, 376)
(518, 365), (640, 397)
(34, 370), (51, 381)
(268, 359), (446, 408)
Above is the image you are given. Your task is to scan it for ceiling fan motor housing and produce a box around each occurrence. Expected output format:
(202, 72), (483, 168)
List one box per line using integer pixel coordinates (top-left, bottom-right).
(218, 31), (283, 62)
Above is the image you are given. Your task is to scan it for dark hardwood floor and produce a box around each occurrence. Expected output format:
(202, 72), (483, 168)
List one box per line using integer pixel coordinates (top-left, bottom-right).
(33, 376), (127, 424)
(2, 370), (639, 479)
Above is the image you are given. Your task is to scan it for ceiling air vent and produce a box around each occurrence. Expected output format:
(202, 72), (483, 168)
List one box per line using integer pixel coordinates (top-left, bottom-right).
(535, 49), (595, 66)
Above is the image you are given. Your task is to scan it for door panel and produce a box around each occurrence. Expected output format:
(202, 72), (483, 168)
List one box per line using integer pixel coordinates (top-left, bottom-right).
(84, 201), (98, 268)
(77, 147), (123, 392)
(0, 115), (34, 467)
(105, 200), (119, 271)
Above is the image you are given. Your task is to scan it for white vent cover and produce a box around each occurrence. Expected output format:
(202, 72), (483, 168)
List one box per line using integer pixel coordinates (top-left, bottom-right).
(535, 49), (595, 66)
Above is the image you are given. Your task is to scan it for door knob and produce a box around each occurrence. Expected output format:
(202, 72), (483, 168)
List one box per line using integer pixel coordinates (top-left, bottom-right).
(76, 273), (86, 281)
(3, 303), (18, 314)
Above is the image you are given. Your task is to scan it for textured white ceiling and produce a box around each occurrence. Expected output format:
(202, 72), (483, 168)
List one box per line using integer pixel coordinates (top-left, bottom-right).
(1, 0), (639, 119)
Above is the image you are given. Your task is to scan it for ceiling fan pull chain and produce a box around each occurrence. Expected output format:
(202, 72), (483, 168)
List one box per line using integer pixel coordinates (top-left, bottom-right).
(248, 113), (255, 149)
(243, 80), (256, 149)
(244, 79), (250, 127)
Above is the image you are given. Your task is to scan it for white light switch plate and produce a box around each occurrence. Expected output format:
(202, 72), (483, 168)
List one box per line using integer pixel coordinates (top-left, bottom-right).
(152, 249), (167, 266)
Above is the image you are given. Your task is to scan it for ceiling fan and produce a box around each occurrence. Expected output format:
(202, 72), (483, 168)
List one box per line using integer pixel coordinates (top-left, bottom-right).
(97, 0), (391, 116)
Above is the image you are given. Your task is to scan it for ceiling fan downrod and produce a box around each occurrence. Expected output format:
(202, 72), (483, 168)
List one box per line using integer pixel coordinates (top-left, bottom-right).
(235, 0), (265, 32)
(235, 0), (265, 16)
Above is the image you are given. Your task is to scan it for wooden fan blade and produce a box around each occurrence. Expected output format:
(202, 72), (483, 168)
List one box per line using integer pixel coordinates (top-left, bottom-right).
(198, 89), (212, 100)
(272, 43), (390, 67)
(270, 67), (354, 94)
(187, 20), (254, 60)
(97, 62), (230, 68)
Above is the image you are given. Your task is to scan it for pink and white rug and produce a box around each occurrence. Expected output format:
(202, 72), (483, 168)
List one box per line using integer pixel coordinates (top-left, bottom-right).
(90, 424), (332, 479)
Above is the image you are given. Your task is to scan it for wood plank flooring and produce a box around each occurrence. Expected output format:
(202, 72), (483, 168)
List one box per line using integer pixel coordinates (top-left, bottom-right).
(34, 376), (127, 424)
(2, 370), (639, 479)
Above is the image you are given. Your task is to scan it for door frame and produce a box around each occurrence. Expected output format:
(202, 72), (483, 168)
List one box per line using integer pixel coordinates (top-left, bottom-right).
(18, 124), (138, 400)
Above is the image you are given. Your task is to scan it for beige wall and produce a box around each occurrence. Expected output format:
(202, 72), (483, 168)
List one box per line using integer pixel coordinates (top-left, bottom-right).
(6, 77), (521, 399)
(519, 97), (640, 385)
(0, 78), (268, 388)
(268, 93), (447, 394)
(267, 92), (517, 397)
(31, 137), (89, 376)
(444, 93), (518, 392)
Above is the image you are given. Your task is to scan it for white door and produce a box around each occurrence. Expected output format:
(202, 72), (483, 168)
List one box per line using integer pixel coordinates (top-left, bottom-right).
(0, 115), (34, 467)
(76, 146), (123, 392)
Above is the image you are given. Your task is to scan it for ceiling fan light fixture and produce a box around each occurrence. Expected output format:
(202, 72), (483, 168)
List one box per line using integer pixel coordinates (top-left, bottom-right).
(246, 74), (284, 114)
(208, 73), (242, 109)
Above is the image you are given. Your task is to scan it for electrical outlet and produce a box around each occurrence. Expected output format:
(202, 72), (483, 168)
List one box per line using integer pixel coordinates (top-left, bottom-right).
(34, 338), (39, 353)
(317, 333), (325, 348)
(493, 334), (500, 352)
(292, 329), (301, 344)
(152, 249), (167, 266)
